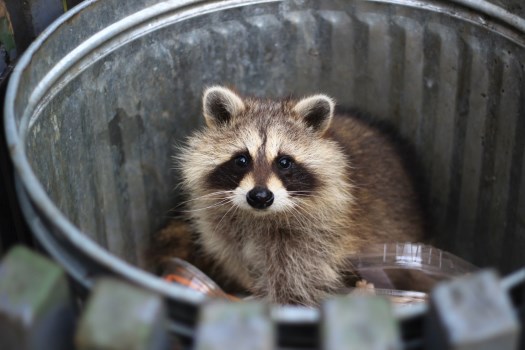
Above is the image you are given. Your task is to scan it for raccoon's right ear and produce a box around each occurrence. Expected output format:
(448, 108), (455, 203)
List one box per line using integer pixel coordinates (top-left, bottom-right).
(202, 86), (245, 128)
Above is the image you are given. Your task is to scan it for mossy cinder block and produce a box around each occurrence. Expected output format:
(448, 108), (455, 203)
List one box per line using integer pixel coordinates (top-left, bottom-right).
(0, 245), (75, 350)
(75, 278), (170, 350)
(322, 295), (401, 350)
(426, 269), (520, 350)
(195, 301), (275, 350)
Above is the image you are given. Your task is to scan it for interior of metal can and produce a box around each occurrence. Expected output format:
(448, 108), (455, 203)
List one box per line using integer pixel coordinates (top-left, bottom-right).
(5, 0), (525, 311)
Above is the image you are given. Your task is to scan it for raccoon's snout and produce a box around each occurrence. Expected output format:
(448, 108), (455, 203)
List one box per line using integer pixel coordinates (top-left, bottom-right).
(247, 186), (274, 209)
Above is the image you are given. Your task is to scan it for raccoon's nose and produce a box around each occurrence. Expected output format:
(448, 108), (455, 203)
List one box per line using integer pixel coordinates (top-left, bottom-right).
(247, 186), (274, 209)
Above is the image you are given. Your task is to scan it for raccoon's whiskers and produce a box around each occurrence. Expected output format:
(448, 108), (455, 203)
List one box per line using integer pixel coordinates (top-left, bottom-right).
(213, 201), (238, 235)
(286, 190), (315, 198)
(292, 206), (331, 234)
(285, 205), (317, 232)
(172, 190), (235, 210)
(171, 181), (184, 192)
(180, 198), (233, 213)
(284, 211), (294, 236)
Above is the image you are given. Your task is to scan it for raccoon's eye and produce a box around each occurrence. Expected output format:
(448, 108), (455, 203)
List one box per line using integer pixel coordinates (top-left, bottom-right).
(234, 155), (250, 168)
(277, 156), (293, 169)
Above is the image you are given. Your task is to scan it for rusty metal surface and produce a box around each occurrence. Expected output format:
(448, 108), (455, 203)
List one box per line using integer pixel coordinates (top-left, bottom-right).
(3, 0), (525, 345)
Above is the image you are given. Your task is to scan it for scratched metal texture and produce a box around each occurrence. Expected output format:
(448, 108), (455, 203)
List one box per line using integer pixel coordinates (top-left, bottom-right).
(4, 0), (525, 344)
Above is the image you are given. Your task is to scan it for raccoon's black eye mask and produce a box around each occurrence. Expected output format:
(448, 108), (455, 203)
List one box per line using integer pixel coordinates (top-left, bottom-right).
(205, 152), (252, 190)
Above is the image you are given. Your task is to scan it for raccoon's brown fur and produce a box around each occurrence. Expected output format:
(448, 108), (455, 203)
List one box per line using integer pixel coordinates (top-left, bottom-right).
(152, 86), (425, 306)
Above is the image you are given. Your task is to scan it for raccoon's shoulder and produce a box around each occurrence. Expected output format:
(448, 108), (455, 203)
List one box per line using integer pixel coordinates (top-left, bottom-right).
(326, 110), (409, 160)
(327, 109), (427, 222)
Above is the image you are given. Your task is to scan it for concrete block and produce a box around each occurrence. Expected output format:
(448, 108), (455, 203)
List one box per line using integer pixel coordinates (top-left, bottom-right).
(0, 245), (75, 350)
(195, 301), (274, 350)
(425, 269), (520, 350)
(75, 278), (170, 350)
(322, 295), (401, 350)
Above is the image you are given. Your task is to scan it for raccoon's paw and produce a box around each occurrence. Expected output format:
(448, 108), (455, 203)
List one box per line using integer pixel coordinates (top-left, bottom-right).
(355, 279), (375, 290)
(353, 279), (376, 296)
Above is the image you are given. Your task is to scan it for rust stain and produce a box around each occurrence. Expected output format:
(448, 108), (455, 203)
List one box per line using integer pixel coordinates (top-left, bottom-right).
(0, 0), (15, 50)
(0, 2), (14, 33)
(0, 1), (6, 17)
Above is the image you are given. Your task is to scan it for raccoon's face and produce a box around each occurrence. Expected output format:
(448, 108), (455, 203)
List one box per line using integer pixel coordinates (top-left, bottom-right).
(179, 86), (348, 217)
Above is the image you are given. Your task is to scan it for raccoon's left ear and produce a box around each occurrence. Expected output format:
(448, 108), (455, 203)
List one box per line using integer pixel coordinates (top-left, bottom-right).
(293, 94), (335, 135)
(202, 86), (245, 128)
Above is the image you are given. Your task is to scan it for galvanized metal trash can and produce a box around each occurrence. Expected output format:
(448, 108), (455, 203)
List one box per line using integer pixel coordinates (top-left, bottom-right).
(4, 0), (525, 345)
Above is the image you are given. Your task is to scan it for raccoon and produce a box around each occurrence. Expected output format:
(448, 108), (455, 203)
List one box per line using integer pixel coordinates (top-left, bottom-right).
(153, 86), (425, 306)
